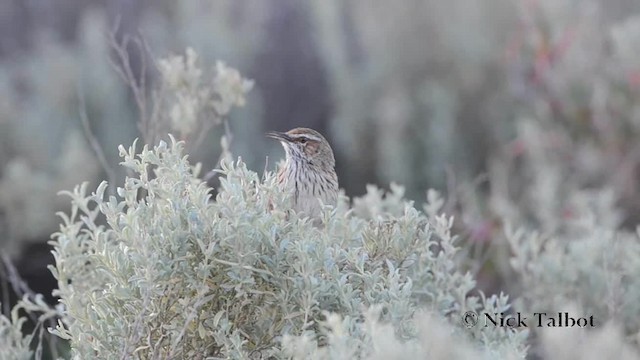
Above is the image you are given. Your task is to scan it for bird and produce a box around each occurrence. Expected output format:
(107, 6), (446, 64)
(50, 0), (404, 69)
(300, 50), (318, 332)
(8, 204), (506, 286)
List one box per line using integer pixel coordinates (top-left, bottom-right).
(267, 127), (338, 219)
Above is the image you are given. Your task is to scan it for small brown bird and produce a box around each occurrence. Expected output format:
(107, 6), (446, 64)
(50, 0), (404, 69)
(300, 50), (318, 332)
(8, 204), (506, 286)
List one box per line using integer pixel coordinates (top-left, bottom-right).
(267, 128), (338, 219)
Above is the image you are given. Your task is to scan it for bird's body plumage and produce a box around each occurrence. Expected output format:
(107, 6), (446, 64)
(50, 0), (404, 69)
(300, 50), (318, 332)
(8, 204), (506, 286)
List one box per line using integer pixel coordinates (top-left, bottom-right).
(268, 128), (338, 218)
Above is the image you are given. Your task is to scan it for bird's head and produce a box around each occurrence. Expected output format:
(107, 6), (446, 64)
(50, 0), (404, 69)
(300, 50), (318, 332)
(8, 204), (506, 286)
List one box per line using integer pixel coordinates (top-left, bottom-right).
(267, 127), (335, 168)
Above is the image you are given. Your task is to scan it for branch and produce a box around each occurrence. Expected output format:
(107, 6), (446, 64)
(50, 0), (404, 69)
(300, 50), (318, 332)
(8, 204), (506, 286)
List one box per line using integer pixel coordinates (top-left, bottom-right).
(77, 87), (117, 197)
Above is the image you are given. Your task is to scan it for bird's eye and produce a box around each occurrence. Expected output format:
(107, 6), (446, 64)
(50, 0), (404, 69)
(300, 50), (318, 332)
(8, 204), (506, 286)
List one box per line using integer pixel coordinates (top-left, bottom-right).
(299, 138), (307, 144)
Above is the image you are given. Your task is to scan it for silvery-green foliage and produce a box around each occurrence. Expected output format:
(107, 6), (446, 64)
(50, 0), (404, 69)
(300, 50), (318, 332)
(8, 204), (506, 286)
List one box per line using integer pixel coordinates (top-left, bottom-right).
(507, 189), (640, 339)
(49, 136), (526, 358)
(493, 117), (640, 352)
(282, 307), (521, 360)
(0, 292), (65, 360)
(0, 303), (33, 360)
(156, 48), (253, 141)
(492, 117), (640, 344)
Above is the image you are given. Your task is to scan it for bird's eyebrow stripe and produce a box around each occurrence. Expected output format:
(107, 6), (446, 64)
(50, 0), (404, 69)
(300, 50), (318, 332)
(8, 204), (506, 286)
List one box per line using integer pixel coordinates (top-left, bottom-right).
(292, 134), (321, 142)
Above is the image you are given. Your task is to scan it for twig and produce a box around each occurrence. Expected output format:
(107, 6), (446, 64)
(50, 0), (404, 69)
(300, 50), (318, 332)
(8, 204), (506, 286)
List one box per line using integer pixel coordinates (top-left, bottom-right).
(218, 118), (233, 165)
(77, 87), (117, 197)
(263, 156), (270, 181)
(107, 19), (153, 144)
(203, 119), (234, 182)
(0, 254), (37, 315)
(0, 260), (10, 317)
(0, 254), (60, 359)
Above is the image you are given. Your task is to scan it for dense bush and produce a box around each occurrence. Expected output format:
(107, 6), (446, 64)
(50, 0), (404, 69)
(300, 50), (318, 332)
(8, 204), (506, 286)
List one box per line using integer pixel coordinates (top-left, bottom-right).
(40, 137), (524, 358)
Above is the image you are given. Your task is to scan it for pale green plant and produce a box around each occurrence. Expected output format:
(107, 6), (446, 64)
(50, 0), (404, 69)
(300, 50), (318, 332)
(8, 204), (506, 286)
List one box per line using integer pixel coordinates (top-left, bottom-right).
(0, 293), (62, 360)
(282, 307), (521, 360)
(45, 135), (526, 358)
(155, 47), (253, 144)
(0, 304), (33, 360)
(507, 188), (640, 344)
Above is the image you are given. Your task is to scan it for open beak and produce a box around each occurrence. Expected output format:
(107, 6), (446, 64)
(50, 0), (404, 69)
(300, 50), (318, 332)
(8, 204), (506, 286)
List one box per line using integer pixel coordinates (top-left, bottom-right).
(266, 131), (292, 142)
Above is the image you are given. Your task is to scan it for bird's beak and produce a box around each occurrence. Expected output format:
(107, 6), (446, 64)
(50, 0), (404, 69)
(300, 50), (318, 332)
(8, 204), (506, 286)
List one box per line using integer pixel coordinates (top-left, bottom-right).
(266, 131), (292, 142)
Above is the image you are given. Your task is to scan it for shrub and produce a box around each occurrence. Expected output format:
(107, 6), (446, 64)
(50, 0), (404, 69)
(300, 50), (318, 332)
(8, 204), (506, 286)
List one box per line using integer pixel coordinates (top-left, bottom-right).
(46, 136), (526, 358)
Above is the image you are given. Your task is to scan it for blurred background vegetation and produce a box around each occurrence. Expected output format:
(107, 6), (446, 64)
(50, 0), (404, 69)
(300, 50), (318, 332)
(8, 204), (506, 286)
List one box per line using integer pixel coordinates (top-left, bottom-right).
(2, 0), (640, 356)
